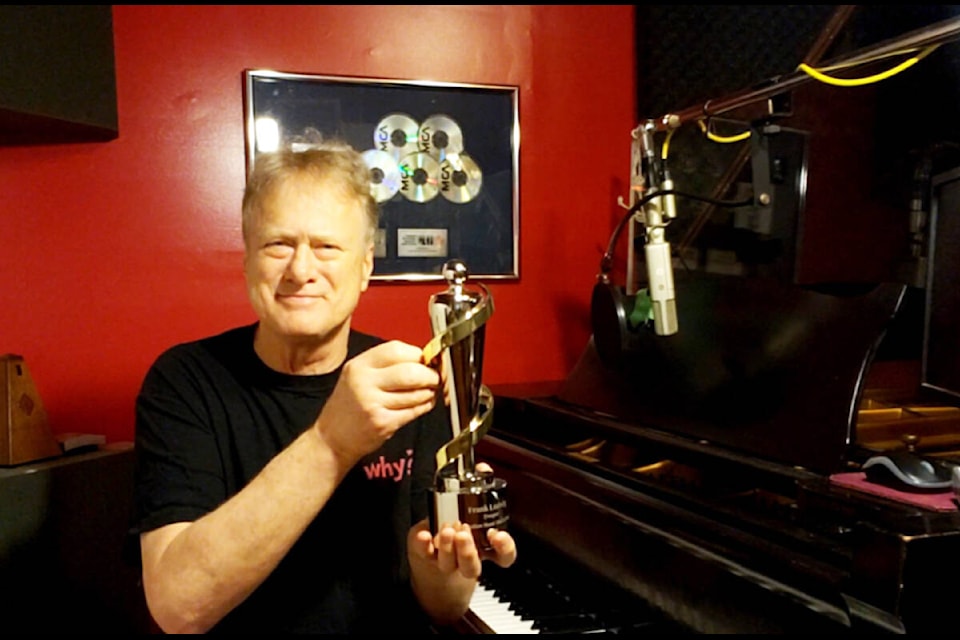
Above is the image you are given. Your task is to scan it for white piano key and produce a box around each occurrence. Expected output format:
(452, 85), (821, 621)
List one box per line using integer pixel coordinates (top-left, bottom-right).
(469, 584), (540, 634)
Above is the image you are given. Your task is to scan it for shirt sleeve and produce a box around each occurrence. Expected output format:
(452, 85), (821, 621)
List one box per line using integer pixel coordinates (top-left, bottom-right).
(131, 348), (228, 536)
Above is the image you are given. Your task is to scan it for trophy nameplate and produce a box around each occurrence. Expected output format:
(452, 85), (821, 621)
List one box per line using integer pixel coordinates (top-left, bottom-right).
(424, 260), (507, 551)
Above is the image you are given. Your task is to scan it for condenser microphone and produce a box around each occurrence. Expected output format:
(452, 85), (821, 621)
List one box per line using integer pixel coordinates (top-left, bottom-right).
(645, 177), (678, 336)
(645, 238), (678, 335)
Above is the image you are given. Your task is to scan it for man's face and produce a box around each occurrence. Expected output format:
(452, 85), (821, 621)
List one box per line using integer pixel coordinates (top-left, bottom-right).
(244, 173), (374, 344)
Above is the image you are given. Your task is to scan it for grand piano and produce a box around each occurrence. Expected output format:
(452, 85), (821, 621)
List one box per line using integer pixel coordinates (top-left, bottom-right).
(454, 9), (960, 632)
(459, 272), (960, 634)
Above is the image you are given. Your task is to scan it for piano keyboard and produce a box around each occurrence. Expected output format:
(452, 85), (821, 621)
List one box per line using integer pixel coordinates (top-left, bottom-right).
(459, 536), (690, 634)
(468, 581), (539, 634)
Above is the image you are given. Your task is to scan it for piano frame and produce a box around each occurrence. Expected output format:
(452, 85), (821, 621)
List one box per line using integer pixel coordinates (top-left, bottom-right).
(475, 382), (960, 634)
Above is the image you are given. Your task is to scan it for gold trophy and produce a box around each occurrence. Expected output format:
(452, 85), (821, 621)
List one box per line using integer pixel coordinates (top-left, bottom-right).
(423, 259), (507, 551)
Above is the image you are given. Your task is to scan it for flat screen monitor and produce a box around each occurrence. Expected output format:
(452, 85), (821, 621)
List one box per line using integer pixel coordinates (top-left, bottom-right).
(922, 166), (960, 402)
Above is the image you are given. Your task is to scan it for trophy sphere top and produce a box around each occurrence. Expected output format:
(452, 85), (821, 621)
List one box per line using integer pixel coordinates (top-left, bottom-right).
(442, 259), (469, 287)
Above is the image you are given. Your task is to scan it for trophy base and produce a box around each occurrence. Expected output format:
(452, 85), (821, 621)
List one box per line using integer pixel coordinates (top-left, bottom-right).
(430, 472), (508, 552)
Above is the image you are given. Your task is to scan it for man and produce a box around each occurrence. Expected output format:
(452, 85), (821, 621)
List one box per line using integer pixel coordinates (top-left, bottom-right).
(130, 142), (516, 634)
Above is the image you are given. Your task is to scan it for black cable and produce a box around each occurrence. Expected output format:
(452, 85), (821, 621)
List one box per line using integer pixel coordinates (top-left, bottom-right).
(599, 189), (754, 275)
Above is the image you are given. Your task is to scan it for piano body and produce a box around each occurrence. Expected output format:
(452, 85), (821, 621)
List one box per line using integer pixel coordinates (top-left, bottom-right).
(463, 272), (960, 634)
(450, 13), (960, 631)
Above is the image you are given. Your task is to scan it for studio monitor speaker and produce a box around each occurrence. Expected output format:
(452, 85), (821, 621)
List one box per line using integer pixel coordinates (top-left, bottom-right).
(1, 354), (61, 466)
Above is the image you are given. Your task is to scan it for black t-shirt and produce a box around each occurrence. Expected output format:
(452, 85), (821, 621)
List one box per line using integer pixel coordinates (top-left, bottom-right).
(130, 323), (451, 633)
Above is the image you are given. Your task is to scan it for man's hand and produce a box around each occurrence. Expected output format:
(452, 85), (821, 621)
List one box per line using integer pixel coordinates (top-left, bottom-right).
(313, 340), (440, 465)
(406, 462), (518, 625)
(412, 521), (517, 571)
(407, 518), (518, 624)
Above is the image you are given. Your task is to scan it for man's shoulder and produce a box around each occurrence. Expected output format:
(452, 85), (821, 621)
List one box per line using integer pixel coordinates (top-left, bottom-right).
(152, 323), (256, 369)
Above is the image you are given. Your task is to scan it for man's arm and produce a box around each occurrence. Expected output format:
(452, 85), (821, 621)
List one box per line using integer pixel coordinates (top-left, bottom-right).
(140, 341), (441, 633)
(140, 425), (346, 633)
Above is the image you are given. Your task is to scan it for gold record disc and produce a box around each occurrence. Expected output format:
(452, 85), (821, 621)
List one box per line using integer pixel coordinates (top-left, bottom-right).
(398, 152), (440, 203)
(374, 113), (420, 160)
(439, 153), (483, 204)
(362, 148), (402, 203)
(418, 114), (464, 161)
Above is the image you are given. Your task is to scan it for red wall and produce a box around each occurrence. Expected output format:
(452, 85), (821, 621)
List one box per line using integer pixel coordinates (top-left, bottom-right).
(0, 6), (637, 444)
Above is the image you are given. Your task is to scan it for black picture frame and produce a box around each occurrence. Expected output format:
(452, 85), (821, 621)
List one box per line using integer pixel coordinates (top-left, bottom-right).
(243, 69), (520, 281)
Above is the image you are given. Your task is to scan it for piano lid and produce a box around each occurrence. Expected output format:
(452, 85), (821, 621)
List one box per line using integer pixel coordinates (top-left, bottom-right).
(566, 271), (907, 476)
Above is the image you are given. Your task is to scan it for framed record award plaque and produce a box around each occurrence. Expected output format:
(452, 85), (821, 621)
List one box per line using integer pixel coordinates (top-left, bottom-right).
(243, 70), (520, 281)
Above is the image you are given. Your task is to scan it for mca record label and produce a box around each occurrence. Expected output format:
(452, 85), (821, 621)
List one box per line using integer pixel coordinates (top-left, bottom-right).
(440, 153), (483, 203)
(397, 228), (448, 258)
(418, 114), (464, 161)
(398, 152), (441, 203)
(374, 113), (420, 160)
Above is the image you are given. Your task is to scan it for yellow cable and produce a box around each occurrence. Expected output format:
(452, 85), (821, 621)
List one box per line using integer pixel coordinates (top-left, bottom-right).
(693, 45), (939, 144)
(798, 45), (938, 87)
(698, 119), (750, 144)
(814, 45), (935, 73)
(707, 129), (751, 143)
(661, 127), (676, 160)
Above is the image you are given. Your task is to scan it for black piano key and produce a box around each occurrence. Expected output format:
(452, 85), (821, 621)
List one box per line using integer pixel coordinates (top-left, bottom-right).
(532, 613), (607, 633)
(483, 567), (578, 619)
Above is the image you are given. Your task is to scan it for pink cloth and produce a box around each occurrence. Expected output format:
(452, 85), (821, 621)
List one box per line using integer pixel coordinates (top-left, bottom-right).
(830, 472), (958, 512)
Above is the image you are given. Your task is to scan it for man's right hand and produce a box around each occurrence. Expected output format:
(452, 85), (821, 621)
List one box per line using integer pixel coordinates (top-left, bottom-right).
(314, 340), (441, 465)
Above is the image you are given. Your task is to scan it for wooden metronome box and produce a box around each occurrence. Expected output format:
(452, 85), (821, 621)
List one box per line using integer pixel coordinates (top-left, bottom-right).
(1, 354), (62, 466)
